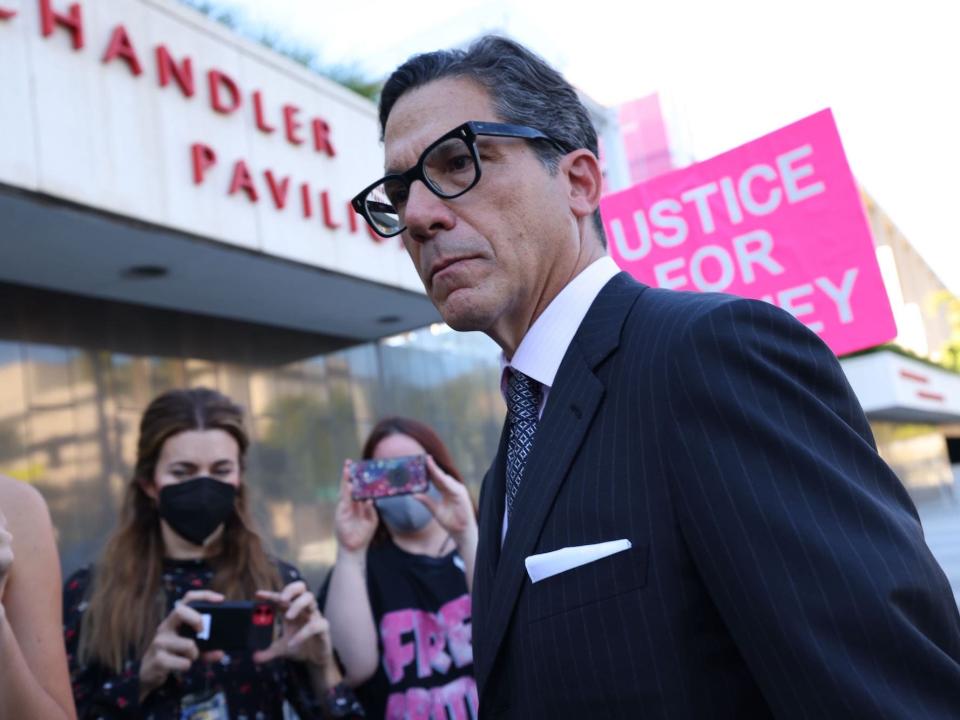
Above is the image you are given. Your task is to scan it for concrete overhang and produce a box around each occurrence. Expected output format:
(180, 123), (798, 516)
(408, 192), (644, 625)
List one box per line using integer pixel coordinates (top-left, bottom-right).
(841, 349), (960, 425)
(0, 184), (440, 342)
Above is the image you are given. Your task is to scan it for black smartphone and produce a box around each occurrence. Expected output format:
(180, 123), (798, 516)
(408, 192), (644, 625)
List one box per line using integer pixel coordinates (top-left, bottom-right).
(349, 454), (429, 501)
(180, 601), (276, 652)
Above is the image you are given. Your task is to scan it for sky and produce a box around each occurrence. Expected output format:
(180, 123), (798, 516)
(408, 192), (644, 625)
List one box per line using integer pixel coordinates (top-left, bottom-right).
(215, 0), (960, 291)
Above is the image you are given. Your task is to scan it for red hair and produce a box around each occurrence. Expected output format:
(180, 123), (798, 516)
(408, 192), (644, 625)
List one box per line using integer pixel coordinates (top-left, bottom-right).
(361, 417), (473, 543)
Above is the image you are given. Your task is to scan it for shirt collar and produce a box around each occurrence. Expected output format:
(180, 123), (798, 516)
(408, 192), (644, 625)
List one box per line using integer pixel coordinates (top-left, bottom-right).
(500, 256), (620, 392)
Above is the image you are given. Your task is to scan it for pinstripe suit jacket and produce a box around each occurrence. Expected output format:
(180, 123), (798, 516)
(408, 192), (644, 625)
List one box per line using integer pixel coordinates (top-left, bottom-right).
(472, 272), (960, 719)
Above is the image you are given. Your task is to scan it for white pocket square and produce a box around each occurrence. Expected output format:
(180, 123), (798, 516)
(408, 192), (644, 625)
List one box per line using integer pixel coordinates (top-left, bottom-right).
(525, 539), (632, 583)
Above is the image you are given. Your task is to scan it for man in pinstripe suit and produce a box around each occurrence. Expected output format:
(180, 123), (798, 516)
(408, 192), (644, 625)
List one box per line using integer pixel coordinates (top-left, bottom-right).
(352, 35), (960, 719)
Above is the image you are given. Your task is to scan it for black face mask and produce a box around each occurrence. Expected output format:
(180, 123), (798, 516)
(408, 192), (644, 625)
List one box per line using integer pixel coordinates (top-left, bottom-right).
(158, 476), (237, 546)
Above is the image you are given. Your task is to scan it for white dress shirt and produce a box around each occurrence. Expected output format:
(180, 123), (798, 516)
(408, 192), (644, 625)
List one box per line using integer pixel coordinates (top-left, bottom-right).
(500, 255), (621, 542)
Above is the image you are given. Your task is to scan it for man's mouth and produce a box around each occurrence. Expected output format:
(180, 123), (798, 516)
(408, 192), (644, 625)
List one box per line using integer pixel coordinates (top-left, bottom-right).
(429, 256), (478, 283)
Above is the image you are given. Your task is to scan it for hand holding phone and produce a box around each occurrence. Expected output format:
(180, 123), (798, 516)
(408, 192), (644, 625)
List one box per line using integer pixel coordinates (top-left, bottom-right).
(349, 454), (428, 501)
(179, 600), (276, 652)
(140, 589), (227, 701)
(253, 580), (337, 673)
(335, 461), (379, 553)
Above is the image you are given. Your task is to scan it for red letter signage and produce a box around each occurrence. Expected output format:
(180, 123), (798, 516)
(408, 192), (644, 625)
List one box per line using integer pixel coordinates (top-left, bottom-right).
(320, 190), (340, 230)
(228, 160), (259, 202)
(102, 24), (143, 76)
(157, 45), (194, 98)
(282, 104), (304, 146)
(0, 6), (17, 19)
(312, 118), (336, 157)
(264, 170), (290, 209)
(252, 91), (275, 133)
(208, 69), (241, 114)
(300, 183), (313, 219)
(191, 143), (217, 184)
(40, 0), (84, 50)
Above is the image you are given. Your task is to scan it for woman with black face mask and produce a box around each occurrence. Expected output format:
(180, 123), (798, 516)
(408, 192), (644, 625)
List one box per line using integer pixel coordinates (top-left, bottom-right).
(319, 417), (479, 720)
(63, 388), (364, 719)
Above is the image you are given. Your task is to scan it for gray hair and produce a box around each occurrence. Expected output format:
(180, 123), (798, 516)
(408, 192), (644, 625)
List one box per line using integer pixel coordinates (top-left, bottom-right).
(379, 35), (606, 245)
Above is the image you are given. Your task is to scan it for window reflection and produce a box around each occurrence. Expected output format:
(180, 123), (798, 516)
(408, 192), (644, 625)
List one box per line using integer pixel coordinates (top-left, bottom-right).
(0, 288), (504, 590)
(872, 422), (956, 504)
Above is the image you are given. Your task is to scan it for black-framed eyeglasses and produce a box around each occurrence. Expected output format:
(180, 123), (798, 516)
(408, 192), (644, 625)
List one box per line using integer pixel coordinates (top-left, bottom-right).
(351, 121), (573, 238)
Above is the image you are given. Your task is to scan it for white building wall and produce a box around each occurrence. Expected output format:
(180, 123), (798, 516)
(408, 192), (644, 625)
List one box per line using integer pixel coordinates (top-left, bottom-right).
(0, 0), (420, 292)
(841, 350), (960, 422)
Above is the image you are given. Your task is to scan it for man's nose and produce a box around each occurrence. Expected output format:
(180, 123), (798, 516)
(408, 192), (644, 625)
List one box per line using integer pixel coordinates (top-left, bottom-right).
(403, 180), (456, 242)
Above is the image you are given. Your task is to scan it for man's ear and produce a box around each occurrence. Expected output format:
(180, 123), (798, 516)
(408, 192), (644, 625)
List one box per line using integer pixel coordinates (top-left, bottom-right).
(561, 149), (604, 220)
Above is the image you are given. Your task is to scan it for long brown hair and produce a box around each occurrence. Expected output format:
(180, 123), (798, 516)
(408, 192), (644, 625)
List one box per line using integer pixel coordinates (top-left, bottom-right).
(79, 387), (281, 672)
(361, 417), (473, 544)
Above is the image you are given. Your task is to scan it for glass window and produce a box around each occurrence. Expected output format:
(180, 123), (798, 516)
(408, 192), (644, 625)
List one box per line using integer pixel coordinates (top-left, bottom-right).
(0, 284), (504, 591)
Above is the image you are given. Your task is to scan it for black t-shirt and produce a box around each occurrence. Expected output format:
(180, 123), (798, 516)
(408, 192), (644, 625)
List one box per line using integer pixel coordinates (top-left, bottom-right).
(319, 538), (477, 720)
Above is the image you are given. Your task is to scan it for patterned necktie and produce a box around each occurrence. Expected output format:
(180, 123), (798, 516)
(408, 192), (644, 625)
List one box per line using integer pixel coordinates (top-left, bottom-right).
(506, 368), (542, 520)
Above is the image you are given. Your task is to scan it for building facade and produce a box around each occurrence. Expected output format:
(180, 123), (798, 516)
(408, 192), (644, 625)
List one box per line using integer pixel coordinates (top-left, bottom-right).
(3, 0), (958, 591)
(844, 192), (960, 506)
(0, 0), (505, 587)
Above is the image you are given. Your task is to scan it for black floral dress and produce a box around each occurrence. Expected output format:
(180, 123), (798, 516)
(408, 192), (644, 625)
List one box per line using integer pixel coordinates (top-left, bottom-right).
(64, 558), (363, 720)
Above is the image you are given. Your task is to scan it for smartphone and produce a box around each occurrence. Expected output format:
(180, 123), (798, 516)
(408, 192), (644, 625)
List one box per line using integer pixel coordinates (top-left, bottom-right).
(349, 454), (428, 501)
(180, 601), (276, 652)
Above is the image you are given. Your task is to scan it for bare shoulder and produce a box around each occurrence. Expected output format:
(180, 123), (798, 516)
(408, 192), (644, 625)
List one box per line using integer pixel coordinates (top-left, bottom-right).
(0, 475), (54, 543)
(0, 473), (61, 619)
(0, 474), (47, 507)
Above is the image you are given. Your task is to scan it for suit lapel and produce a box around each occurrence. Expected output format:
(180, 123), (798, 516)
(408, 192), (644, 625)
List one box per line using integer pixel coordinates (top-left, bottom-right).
(472, 412), (509, 691)
(474, 272), (645, 692)
(477, 420), (510, 578)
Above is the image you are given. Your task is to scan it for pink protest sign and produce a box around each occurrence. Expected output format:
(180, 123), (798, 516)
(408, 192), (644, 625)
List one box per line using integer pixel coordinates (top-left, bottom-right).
(600, 109), (896, 356)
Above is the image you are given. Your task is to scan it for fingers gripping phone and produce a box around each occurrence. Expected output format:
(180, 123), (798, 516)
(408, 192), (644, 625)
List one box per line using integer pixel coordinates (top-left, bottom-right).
(179, 601), (276, 652)
(349, 454), (428, 501)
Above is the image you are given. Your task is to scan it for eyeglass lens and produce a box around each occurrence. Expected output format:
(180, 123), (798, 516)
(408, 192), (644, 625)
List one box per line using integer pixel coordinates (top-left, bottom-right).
(363, 136), (478, 236)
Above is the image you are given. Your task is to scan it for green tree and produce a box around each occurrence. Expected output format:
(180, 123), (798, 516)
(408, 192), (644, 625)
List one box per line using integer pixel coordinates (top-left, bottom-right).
(178, 0), (382, 101)
(927, 289), (960, 372)
(251, 386), (361, 505)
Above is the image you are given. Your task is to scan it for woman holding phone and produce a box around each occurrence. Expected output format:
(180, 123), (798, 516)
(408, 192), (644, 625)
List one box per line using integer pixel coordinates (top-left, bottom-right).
(0, 475), (76, 719)
(321, 417), (479, 719)
(63, 387), (363, 719)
